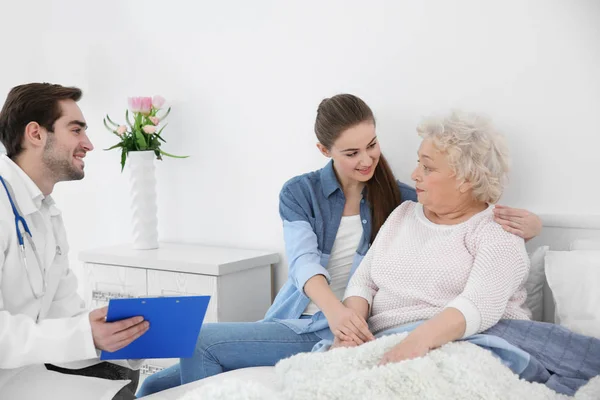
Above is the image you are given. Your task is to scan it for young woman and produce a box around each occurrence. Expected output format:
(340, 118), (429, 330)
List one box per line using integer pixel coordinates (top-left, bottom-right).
(136, 95), (542, 397)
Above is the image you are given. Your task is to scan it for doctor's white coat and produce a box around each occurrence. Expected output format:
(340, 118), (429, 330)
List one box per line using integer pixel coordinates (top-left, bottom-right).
(0, 154), (139, 400)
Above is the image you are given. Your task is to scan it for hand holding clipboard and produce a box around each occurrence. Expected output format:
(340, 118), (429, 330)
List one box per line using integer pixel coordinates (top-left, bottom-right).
(99, 296), (211, 360)
(89, 306), (150, 353)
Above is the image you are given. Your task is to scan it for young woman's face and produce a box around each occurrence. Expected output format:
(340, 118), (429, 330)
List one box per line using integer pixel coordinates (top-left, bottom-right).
(319, 121), (381, 185)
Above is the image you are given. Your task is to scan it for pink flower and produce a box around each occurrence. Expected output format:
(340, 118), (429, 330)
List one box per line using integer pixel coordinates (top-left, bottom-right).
(152, 95), (166, 109)
(142, 125), (157, 134)
(149, 116), (160, 125)
(140, 97), (152, 115)
(116, 125), (127, 136)
(128, 97), (143, 112)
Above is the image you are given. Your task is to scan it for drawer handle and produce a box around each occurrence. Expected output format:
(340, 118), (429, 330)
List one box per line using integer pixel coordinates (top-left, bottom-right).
(91, 290), (135, 302)
(140, 363), (164, 376)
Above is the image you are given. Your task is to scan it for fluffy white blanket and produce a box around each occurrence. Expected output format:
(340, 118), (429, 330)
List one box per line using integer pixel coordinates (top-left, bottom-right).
(178, 332), (600, 400)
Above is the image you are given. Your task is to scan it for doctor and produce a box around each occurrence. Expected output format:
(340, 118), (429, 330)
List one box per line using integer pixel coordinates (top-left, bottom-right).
(0, 83), (149, 400)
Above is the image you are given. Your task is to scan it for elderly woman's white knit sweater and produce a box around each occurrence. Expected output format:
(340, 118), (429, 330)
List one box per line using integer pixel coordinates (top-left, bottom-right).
(343, 201), (531, 337)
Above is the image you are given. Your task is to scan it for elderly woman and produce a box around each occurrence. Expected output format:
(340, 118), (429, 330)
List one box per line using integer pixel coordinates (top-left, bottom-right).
(337, 111), (530, 364)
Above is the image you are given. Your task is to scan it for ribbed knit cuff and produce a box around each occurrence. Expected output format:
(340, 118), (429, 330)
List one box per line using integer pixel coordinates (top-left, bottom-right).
(445, 296), (481, 338)
(343, 287), (375, 308)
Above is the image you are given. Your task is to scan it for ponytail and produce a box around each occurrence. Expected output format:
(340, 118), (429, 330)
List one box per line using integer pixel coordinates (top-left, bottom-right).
(365, 154), (402, 242)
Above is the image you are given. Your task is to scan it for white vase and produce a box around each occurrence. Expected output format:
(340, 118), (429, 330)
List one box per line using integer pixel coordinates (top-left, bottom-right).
(127, 151), (159, 250)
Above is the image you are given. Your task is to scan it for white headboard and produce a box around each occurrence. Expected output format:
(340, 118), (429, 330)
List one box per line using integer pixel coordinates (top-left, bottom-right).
(525, 214), (600, 323)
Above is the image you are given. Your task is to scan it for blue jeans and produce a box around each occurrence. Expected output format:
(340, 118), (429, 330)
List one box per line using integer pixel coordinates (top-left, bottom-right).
(136, 321), (321, 397)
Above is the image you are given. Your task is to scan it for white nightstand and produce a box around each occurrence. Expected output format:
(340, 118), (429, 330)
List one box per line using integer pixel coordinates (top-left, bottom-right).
(78, 242), (279, 381)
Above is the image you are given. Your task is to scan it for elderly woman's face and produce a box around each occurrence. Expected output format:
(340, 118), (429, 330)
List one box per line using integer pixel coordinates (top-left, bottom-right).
(411, 139), (471, 212)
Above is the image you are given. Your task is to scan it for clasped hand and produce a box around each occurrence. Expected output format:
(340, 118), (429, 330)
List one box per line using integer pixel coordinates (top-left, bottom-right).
(327, 304), (375, 345)
(330, 331), (432, 367)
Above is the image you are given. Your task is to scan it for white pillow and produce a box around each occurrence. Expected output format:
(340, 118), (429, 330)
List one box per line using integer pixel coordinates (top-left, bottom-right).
(570, 239), (600, 251)
(545, 250), (600, 339)
(524, 246), (548, 321)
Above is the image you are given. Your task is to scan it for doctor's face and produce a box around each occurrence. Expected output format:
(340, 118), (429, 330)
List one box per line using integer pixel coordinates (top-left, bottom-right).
(43, 100), (94, 181)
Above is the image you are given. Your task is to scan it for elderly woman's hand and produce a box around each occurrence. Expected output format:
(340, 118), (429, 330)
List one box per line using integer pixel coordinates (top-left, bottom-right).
(493, 205), (542, 241)
(379, 335), (431, 365)
(330, 336), (358, 350)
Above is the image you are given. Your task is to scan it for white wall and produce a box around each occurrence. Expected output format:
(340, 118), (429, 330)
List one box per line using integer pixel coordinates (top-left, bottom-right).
(1, 0), (599, 292)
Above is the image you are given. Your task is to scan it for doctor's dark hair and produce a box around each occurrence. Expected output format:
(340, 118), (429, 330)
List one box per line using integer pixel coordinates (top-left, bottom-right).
(314, 94), (402, 243)
(0, 83), (82, 158)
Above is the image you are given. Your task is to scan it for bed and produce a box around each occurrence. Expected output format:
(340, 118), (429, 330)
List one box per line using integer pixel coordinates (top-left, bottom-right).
(144, 213), (600, 399)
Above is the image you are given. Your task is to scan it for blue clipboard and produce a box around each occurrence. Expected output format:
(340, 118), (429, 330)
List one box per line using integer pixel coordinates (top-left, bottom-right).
(100, 295), (210, 360)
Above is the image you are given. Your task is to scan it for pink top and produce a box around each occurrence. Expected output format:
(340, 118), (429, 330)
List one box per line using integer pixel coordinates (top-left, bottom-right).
(344, 201), (531, 337)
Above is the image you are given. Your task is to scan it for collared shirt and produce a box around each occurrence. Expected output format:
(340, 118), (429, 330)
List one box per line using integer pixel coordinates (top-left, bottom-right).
(9, 156), (63, 274)
(262, 160), (416, 338)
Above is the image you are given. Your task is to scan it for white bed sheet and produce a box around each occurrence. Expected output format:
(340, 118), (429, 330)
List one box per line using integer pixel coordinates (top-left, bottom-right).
(143, 366), (277, 400)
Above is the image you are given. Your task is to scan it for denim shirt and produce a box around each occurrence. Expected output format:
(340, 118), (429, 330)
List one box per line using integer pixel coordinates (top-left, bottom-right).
(261, 160), (417, 339)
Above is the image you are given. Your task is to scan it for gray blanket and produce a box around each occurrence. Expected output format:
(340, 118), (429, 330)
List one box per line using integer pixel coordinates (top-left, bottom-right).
(484, 319), (600, 395)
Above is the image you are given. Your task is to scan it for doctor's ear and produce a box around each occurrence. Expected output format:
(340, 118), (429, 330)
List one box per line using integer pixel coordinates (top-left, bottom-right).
(316, 143), (331, 158)
(23, 122), (48, 149)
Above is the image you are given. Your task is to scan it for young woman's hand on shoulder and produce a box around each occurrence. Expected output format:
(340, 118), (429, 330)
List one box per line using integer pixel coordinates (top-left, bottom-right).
(493, 205), (542, 241)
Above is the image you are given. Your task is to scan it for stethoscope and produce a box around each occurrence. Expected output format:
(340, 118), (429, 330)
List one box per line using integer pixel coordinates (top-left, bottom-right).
(0, 175), (47, 299)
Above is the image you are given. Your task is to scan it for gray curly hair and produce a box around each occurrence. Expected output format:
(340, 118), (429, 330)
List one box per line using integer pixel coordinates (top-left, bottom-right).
(416, 111), (510, 204)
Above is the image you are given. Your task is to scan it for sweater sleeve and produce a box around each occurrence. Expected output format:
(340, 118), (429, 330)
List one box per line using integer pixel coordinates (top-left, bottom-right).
(445, 226), (530, 337)
(342, 242), (378, 307)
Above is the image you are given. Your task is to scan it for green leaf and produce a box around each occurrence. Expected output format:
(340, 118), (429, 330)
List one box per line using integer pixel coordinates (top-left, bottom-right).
(158, 107), (171, 121)
(120, 149), (127, 172)
(159, 149), (189, 159)
(156, 123), (168, 137)
(155, 133), (166, 143)
(125, 110), (134, 129)
(103, 142), (122, 151)
(103, 119), (116, 133)
(135, 131), (148, 150)
(135, 112), (142, 130)
(106, 115), (119, 127)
